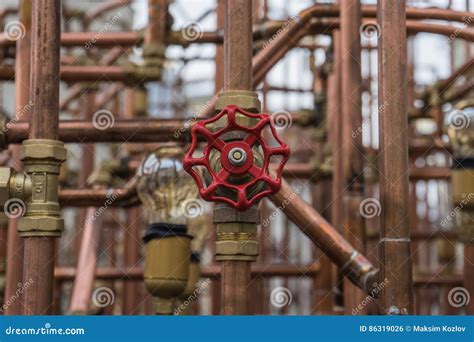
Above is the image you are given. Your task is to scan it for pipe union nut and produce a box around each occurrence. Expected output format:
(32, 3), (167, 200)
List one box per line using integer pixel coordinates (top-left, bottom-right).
(20, 139), (67, 163)
(215, 240), (259, 261)
(215, 91), (261, 113)
(18, 216), (64, 237)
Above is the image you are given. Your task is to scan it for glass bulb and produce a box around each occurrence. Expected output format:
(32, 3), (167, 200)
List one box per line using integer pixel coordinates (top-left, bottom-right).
(446, 107), (474, 159)
(136, 146), (198, 224)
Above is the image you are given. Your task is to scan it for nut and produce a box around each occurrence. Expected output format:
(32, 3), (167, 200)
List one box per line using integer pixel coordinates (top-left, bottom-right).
(215, 91), (261, 113)
(20, 139), (67, 162)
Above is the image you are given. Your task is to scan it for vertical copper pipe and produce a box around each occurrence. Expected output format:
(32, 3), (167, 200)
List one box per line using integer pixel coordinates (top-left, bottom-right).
(122, 207), (141, 314)
(223, 0), (252, 91)
(211, 0), (224, 315)
(145, 0), (167, 46)
(69, 208), (99, 313)
(377, 0), (414, 315)
(327, 30), (344, 310)
(22, 0), (61, 315)
(220, 0), (253, 315)
(220, 261), (251, 314)
(4, 0), (31, 315)
(340, 0), (366, 314)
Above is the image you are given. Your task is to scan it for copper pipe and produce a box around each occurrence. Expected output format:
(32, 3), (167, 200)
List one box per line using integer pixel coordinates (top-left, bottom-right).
(59, 178), (138, 207)
(54, 263), (321, 281)
(122, 207), (141, 315)
(218, 0), (254, 316)
(0, 65), (160, 82)
(22, 0), (62, 316)
(69, 207), (99, 313)
(145, 0), (167, 46)
(5, 119), (190, 144)
(377, 0), (414, 315)
(270, 178), (378, 294)
(3, 0), (31, 315)
(341, 0), (366, 314)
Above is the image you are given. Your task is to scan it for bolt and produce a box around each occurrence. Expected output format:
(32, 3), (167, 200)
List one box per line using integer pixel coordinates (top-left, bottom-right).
(228, 147), (247, 166)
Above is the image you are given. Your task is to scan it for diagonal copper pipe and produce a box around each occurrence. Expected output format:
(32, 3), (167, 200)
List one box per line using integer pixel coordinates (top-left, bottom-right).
(270, 178), (378, 294)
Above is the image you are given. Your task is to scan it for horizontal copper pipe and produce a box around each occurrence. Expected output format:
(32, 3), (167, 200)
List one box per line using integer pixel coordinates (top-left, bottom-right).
(6, 119), (190, 144)
(59, 178), (137, 207)
(0, 65), (160, 82)
(54, 262), (321, 281)
(0, 5), (469, 48)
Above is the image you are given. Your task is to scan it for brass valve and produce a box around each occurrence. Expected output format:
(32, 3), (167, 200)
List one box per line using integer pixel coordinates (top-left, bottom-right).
(0, 167), (32, 214)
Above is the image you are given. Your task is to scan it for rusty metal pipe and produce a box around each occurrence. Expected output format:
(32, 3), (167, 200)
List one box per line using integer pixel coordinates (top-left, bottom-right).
(21, 0), (62, 315)
(377, 0), (414, 315)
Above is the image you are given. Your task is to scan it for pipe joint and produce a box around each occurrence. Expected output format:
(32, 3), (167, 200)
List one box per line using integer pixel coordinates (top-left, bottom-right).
(17, 139), (67, 237)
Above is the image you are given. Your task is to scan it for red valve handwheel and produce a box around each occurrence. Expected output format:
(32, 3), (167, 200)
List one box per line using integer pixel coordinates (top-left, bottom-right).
(183, 105), (290, 210)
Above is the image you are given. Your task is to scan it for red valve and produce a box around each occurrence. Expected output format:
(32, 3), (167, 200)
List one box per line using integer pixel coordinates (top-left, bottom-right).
(183, 105), (290, 210)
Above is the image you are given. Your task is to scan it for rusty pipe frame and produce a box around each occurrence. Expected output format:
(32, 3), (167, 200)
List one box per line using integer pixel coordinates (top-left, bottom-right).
(377, 0), (414, 315)
(1, 5), (470, 48)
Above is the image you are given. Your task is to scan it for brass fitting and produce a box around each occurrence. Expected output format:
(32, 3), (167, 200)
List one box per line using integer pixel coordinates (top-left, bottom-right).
(0, 167), (32, 209)
(215, 91), (261, 113)
(133, 85), (148, 117)
(214, 204), (259, 261)
(17, 139), (67, 237)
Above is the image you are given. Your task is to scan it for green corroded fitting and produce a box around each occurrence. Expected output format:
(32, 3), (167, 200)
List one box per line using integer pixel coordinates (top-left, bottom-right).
(17, 139), (67, 238)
